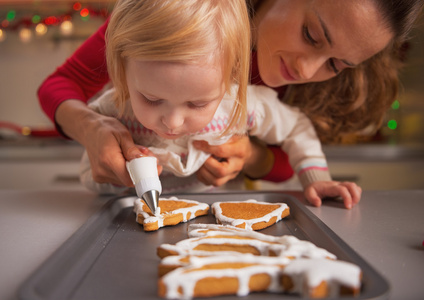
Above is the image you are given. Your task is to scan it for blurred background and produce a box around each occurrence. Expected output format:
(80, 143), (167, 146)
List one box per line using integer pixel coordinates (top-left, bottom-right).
(0, 1), (423, 191)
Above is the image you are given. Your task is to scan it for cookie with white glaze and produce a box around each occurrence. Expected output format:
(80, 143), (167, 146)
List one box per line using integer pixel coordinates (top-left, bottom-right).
(158, 224), (335, 261)
(134, 197), (209, 231)
(281, 258), (362, 298)
(158, 254), (289, 299)
(157, 225), (362, 299)
(211, 199), (290, 230)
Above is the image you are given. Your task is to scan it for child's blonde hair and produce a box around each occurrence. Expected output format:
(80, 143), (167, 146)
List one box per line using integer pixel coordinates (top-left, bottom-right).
(106, 0), (251, 133)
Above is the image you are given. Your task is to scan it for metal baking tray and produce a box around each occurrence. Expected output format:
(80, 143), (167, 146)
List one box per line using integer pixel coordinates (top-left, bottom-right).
(19, 191), (389, 300)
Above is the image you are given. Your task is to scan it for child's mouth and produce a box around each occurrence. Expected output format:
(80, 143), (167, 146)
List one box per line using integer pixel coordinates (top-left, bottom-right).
(163, 132), (182, 139)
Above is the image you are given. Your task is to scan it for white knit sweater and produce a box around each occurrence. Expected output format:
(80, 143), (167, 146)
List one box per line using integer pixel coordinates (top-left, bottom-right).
(80, 85), (331, 194)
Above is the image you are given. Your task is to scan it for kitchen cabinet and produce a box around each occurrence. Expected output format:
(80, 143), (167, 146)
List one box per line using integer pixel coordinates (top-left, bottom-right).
(0, 160), (83, 190)
(257, 144), (424, 191)
(325, 144), (424, 190)
(1, 141), (424, 191)
(0, 139), (84, 190)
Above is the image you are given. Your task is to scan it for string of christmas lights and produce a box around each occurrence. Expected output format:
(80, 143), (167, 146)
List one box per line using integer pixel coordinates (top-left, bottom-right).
(0, 1), (401, 139)
(0, 2), (110, 43)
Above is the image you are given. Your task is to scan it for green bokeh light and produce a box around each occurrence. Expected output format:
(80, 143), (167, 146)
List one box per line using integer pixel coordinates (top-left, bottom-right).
(387, 119), (397, 130)
(391, 100), (400, 110)
(32, 15), (41, 23)
(6, 10), (16, 21)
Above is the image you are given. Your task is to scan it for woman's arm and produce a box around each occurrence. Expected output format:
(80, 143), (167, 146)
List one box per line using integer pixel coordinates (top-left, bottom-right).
(56, 100), (143, 187)
(38, 19), (144, 187)
(38, 19), (110, 128)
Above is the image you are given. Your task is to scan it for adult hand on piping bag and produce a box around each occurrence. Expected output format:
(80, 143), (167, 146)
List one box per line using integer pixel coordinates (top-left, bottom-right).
(126, 146), (163, 215)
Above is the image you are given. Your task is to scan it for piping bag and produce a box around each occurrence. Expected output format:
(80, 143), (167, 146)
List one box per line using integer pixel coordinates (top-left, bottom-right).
(126, 157), (162, 215)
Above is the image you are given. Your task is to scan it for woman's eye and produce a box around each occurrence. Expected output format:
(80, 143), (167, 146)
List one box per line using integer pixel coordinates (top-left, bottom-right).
(303, 25), (318, 45)
(328, 58), (339, 74)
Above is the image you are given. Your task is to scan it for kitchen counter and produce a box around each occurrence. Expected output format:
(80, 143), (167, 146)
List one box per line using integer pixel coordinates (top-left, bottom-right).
(0, 189), (423, 300)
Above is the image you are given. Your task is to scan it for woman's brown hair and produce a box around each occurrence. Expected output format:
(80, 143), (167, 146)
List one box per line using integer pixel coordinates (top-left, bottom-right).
(287, 45), (402, 143)
(288, 0), (424, 144)
(249, 0), (424, 143)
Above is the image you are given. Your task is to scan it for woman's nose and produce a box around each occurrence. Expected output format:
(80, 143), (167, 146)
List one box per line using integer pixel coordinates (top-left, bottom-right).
(296, 55), (326, 80)
(162, 110), (184, 130)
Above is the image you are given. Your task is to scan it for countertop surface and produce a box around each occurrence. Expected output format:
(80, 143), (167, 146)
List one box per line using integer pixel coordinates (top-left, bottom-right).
(0, 189), (423, 300)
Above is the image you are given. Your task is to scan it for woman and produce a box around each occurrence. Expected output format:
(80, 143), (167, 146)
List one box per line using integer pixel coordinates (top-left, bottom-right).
(38, 0), (423, 207)
(195, 0), (423, 205)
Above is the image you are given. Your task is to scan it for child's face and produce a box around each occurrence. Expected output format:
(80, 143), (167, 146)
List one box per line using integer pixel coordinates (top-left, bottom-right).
(126, 59), (225, 140)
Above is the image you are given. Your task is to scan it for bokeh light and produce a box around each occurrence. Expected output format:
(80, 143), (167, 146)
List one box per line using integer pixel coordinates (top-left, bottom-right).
(387, 120), (398, 130)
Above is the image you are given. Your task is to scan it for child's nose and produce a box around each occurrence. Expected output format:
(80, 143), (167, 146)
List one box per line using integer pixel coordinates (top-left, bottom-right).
(162, 111), (184, 130)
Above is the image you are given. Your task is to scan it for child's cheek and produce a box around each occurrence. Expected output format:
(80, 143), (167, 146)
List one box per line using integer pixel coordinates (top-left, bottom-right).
(191, 110), (217, 133)
(133, 108), (155, 130)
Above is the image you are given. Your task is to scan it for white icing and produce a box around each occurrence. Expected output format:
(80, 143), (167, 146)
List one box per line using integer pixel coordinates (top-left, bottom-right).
(183, 224), (337, 260)
(158, 219), (361, 299)
(160, 254), (287, 299)
(188, 223), (279, 242)
(211, 199), (289, 230)
(160, 235), (285, 257)
(161, 253), (290, 269)
(275, 235), (336, 260)
(282, 258), (361, 296)
(133, 196), (209, 229)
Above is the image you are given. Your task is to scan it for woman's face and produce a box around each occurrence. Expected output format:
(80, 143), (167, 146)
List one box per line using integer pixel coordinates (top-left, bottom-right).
(253, 0), (394, 87)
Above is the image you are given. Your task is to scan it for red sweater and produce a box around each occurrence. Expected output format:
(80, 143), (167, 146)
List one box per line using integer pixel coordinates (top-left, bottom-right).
(38, 20), (294, 182)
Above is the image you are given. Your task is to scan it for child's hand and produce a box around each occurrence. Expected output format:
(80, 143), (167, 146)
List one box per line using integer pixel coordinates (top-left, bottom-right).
(193, 135), (251, 186)
(304, 181), (362, 209)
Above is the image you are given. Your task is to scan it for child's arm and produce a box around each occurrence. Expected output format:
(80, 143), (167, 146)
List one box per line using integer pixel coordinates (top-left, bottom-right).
(304, 181), (362, 209)
(248, 85), (361, 209)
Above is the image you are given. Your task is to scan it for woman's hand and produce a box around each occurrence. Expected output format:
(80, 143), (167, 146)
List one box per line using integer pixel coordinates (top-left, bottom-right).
(83, 115), (142, 186)
(193, 135), (251, 186)
(55, 100), (159, 187)
(193, 135), (274, 186)
(304, 181), (362, 209)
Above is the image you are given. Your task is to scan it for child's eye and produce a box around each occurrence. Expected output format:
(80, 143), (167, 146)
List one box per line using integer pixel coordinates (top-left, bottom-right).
(141, 94), (162, 106)
(143, 98), (162, 106)
(188, 102), (208, 110)
(303, 25), (318, 45)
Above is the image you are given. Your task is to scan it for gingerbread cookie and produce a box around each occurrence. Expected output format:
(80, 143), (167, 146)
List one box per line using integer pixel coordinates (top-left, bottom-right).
(211, 199), (290, 230)
(157, 232), (287, 259)
(187, 224), (336, 260)
(281, 258), (362, 298)
(133, 196), (209, 231)
(158, 254), (288, 299)
(158, 224), (335, 260)
(157, 225), (362, 299)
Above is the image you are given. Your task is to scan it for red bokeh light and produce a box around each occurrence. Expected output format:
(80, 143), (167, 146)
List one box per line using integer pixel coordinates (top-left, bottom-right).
(73, 2), (82, 11)
(80, 8), (89, 17)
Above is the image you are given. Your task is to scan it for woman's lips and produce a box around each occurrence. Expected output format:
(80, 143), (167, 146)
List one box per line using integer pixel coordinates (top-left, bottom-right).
(280, 58), (297, 81)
